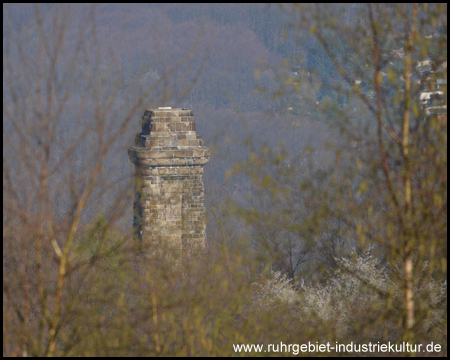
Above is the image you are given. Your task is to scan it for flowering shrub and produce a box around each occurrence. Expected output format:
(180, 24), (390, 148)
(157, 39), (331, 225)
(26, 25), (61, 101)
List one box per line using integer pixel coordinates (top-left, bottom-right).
(252, 248), (447, 342)
(252, 271), (299, 310)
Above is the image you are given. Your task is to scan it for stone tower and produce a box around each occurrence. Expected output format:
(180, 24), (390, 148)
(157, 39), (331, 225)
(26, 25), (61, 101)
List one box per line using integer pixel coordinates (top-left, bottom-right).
(128, 107), (210, 257)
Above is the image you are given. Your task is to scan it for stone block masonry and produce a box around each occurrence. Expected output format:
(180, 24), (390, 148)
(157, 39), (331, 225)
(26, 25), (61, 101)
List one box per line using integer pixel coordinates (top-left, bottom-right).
(128, 108), (210, 258)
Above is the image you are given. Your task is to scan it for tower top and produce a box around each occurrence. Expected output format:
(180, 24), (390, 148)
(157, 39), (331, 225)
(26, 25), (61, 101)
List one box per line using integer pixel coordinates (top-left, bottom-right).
(128, 108), (210, 167)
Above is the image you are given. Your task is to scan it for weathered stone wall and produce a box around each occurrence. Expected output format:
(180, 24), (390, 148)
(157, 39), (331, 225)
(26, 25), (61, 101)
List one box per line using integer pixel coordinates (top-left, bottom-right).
(128, 108), (210, 257)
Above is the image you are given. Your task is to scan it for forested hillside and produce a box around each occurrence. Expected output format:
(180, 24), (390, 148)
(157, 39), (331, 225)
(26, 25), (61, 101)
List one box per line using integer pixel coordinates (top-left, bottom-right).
(3, 3), (447, 356)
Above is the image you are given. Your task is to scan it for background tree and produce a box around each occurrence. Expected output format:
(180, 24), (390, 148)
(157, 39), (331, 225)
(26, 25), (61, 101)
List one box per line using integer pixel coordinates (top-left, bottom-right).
(228, 2), (447, 350)
(3, 3), (210, 356)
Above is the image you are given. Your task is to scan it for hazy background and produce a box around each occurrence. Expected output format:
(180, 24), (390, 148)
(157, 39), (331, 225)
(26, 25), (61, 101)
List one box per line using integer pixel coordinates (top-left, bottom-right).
(3, 3), (334, 233)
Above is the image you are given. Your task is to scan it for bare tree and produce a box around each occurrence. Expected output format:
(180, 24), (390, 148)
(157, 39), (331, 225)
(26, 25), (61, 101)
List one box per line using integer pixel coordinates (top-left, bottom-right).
(228, 3), (447, 349)
(3, 4), (209, 356)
